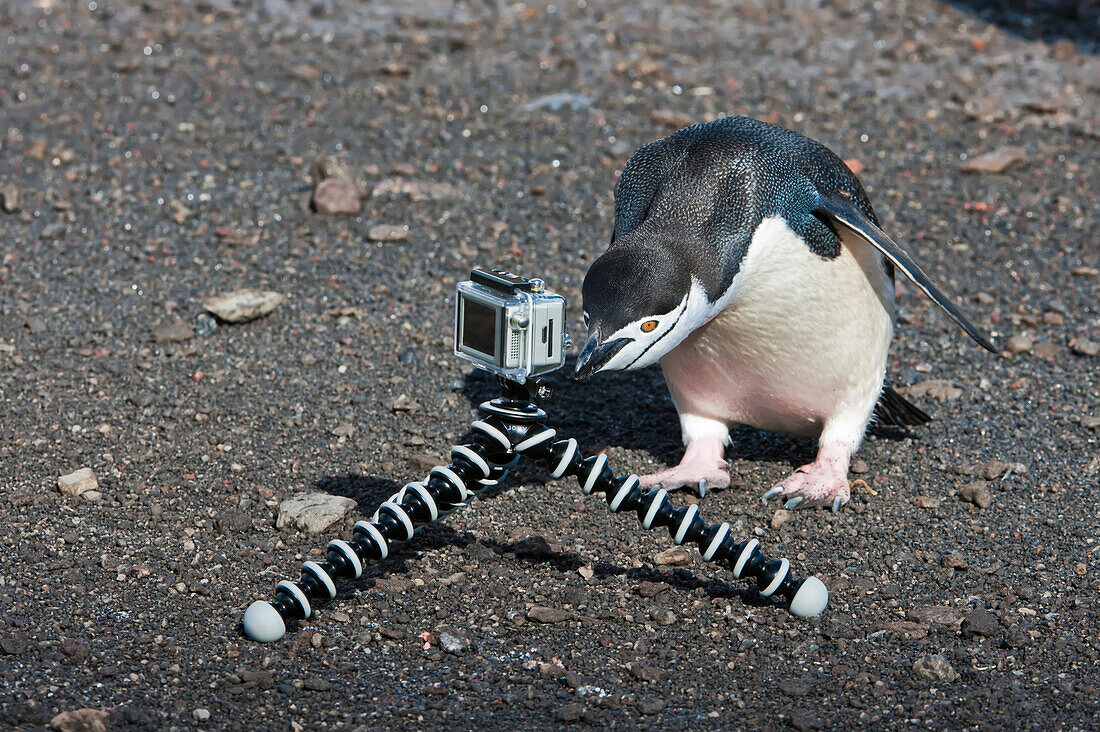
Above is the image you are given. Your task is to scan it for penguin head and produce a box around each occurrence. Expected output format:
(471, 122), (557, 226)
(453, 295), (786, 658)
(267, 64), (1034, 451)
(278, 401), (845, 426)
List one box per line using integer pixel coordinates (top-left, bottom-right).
(574, 245), (709, 380)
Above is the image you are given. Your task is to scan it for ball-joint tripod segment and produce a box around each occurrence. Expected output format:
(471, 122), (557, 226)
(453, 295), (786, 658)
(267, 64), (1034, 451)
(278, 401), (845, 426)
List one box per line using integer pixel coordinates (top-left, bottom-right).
(242, 380), (827, 642)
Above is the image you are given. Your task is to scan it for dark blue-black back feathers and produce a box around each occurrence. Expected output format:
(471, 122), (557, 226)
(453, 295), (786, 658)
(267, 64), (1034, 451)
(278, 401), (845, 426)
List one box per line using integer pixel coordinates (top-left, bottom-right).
(607, 116), (996, 352)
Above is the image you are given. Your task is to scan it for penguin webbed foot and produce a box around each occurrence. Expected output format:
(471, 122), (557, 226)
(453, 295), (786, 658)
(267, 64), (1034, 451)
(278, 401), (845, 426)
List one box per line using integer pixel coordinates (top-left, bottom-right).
(639, 435), (730, 496)
(763, 442), (852, 512)
(639, 460), (730, 497)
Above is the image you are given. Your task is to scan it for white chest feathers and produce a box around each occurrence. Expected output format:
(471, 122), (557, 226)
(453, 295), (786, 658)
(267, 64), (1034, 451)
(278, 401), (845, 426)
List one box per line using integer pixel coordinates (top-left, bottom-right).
(660, 215), (896, 437)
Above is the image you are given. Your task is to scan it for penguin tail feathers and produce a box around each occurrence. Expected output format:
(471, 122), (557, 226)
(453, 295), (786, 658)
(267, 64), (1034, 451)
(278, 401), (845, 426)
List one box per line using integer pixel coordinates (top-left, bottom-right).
(873, 385), (932, 428)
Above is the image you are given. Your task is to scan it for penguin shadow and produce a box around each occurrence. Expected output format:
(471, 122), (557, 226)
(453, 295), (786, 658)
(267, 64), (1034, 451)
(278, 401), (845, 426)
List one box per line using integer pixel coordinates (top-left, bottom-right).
(311, 473), (771, 608)
(457, 362), (919, 477)
(458, 363), (684, 464)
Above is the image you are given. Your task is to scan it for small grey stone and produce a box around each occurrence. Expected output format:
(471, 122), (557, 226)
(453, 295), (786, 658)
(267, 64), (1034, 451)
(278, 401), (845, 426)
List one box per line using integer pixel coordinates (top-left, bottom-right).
(1031, 341), (1060, 359)
(194, 312), (218, 337)
(276, 493), (357, 534)
(653, 546), (692, 566)
(153, 317), (193, 344)
(310, 156), (353, 185)
(913, 654), (958, 683)
(637, 697), (667, 715)
(1005, 334), (1033, 354)
(907, 606), (963, 627)
(367, 224), (410, 242)
(778, 679), (812, 697)
(203, 289), (284, 324)
(876, 621), (929, 639)
(557, 703), (584, 723)
(331, 422), (355, 438)
(1070, 338), (1099, 357)
(980, 461), (1009, 480)
(912, 495), (941, 509)
(907, 380), (963, 401)
(40, 221), (67, 240)
(1, 634), (29, 655)
(59, 467), (98, 497)
(961, 608), (1000, 637)
(371, 178), (459, 202)
(192, 708), (210, 722)
(789, 710), (824, 731)
(408, 453), (442, 473)
(771, 509), (795, 529)
(388, 394), (421, 412)
(942, 552), (968, 569)
(520, 92), (594, 112)
(437, 628), (473, 655)
(239, 670), (274, 689)
(49, 708), (113, 732)
(630, 664), (667, 683)
(514, 535), (553, 559)
(651, 109), (695, 128)
(0, 183), (19, 213)
(312, 177), (361, 215)
(959, 481), (993, 509)
(959, 146), (1026, 174)
(527, 606), (572, 624)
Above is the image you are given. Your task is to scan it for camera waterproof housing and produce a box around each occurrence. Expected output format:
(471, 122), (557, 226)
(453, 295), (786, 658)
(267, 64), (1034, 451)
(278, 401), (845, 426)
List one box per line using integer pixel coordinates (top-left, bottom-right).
(455, 268), (568, 382)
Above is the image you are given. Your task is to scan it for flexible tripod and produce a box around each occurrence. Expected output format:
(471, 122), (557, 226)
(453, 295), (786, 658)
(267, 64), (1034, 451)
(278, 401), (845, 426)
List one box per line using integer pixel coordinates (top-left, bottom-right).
(242, 378), (828, 642)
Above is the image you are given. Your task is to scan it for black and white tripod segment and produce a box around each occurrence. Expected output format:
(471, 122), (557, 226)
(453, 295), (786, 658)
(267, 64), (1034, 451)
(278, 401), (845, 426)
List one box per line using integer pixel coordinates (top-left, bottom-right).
(506, 422), (828, 621)
(241, 432), (516, 643)
(242, 391), (827, 643)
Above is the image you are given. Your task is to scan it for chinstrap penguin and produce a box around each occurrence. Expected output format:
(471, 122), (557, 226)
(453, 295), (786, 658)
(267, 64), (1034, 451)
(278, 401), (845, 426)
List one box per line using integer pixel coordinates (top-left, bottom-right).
(574, 116), (997, 512)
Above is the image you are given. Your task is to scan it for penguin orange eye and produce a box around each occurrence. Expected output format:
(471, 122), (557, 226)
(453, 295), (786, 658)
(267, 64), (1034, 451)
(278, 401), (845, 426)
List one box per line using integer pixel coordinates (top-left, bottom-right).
(641, 320), (658, 333)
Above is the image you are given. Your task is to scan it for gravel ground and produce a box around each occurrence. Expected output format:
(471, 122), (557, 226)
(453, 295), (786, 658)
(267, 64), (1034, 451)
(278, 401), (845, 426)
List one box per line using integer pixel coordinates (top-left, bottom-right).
(1, 1), (1098, 729)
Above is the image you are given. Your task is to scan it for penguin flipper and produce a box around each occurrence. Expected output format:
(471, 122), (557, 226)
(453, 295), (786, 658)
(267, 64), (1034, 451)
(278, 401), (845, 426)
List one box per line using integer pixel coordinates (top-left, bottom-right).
(873, 385), (932, 427)
(813, 194), (998, 353)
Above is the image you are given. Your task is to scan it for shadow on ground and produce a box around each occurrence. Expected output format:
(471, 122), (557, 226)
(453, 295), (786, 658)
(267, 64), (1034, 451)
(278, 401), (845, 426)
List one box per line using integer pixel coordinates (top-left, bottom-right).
(312, 471), (772, 608)
(455, 357), (918, 476)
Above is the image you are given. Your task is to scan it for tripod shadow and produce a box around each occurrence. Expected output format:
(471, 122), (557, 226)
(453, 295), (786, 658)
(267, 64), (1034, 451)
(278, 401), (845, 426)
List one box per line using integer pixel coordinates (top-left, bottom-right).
(313, 472), (773, 608)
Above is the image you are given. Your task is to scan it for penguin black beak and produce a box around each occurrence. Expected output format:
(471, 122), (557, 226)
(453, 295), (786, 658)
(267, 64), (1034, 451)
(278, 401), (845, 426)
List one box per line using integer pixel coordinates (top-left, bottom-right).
(573, 333), (631, 381)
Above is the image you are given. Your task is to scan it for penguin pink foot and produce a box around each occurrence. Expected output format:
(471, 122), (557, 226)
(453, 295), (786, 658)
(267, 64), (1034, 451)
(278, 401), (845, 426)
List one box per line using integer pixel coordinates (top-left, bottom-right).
(639, 437), (730, 497)
(763, 442), (851, 513)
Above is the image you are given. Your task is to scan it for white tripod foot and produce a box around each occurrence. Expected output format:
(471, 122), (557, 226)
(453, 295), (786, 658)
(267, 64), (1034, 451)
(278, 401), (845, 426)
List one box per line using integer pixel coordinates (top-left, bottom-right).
(243, 601), (287, 642)
(789, 577), (829, 618)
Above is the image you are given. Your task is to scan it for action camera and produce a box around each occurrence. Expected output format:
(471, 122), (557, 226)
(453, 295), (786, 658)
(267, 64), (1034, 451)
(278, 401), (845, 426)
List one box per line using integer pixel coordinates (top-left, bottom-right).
(454, 269), (569, 382)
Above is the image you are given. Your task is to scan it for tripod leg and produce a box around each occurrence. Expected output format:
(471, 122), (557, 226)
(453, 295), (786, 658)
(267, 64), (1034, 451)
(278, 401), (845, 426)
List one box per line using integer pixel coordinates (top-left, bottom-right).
(242, 430), (514, 642)
(497, 421), (828, 618)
